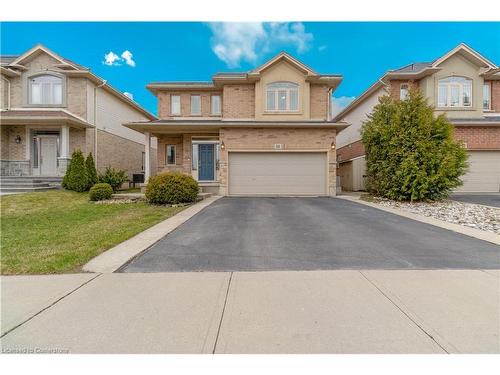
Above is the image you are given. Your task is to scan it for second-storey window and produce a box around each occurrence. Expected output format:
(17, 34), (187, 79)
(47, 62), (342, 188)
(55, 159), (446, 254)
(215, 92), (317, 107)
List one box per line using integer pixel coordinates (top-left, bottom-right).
(166, 145), (176, 165)
(190, 95), (201, 115)
(437, 76), (472, 108)
(266, 82), (299, 112)
(171, 95), (180, 115)
(483, 83), (491, 110)
(400, 83), (409, 100)
(211, 95), (221, 115)
(29, 75), (63, 105)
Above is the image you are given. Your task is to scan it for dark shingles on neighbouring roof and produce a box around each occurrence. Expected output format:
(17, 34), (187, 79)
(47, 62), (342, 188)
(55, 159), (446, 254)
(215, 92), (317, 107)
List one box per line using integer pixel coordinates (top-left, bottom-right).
(0, 55), (19, 66)
(392, 62), (432, 73)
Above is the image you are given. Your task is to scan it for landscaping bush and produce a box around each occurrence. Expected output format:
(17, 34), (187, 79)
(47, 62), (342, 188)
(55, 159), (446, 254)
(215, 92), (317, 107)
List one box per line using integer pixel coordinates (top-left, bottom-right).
(145, 172), (199, 204)
(85, 153), (98, 190)
(89, 183), (113, 201)
(361, 89), (468, 201)
(98, 166), (128, 192)
(61, 159), (71, 189)
(64, 150), (89, 192)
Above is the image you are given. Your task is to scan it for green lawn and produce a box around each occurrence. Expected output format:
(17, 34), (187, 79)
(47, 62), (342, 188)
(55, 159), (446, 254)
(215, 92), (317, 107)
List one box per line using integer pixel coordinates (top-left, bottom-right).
(0, 190), (186, 275)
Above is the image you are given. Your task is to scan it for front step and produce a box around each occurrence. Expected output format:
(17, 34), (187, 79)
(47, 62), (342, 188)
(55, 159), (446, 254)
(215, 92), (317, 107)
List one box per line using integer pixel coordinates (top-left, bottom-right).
(0, 176), (61, 193)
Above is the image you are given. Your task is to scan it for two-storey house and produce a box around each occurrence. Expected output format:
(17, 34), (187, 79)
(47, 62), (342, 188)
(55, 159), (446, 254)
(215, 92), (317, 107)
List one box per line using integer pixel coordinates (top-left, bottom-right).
(334, 43), (500, 193)
(125, 52), (348, 196)
(0, 44), (156, 189)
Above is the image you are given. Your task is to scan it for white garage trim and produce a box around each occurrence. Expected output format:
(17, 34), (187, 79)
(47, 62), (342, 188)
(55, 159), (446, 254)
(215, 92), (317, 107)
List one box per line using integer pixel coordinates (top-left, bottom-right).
(455, 150), (500, 193)
(228, 150), (329, 196)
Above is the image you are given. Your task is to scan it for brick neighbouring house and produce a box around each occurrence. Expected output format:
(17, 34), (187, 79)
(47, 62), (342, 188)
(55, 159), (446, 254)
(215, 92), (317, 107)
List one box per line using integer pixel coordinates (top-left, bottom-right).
(334, 43), (500, 193)
(0, 44), (156, 191)
(124, 52), (349, 196)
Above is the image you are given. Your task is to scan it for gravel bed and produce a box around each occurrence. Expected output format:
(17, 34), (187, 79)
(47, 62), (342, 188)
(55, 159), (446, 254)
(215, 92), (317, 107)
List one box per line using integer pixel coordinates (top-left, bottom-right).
(371, 197), (500, 234)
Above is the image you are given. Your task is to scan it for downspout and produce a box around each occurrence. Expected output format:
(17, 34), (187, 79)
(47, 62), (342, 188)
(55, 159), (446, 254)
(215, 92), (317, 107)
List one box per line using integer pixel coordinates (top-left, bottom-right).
(2, 76), (11, 109)
(93, 80), (107, 170)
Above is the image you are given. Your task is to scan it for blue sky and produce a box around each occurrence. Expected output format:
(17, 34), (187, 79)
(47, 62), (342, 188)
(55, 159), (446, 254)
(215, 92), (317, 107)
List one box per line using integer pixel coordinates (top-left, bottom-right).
(2, 22), (499, 115)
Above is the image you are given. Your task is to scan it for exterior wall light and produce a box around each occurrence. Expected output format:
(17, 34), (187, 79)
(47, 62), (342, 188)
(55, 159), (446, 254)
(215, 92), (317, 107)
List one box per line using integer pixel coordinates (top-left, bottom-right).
(220, 141), (225, 150)
(15, 135), (22, 144)
(331, 142), (335, 150)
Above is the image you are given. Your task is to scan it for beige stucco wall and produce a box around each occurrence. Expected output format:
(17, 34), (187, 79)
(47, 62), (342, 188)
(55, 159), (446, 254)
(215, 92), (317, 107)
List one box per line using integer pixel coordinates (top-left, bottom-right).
(254, 61), (311, 121)
(420, 54), (485, 119)
(219, 127), (336, 196)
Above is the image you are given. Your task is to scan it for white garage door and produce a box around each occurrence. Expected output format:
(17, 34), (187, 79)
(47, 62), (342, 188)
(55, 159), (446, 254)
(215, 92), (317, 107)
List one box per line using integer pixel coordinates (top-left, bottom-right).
(455, 151), (500, 192)
(228, 152), (327, 196)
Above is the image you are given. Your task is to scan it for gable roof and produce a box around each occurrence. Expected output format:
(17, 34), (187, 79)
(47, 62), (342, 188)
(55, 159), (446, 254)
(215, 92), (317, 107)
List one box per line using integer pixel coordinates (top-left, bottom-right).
(250, 51), (318, 75)
(332, 43), (498, 122)
(1, 44), (156, 120)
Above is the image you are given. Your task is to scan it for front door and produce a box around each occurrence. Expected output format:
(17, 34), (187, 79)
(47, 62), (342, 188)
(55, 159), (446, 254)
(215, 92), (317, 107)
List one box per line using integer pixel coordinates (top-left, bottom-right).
(39, 136), (58, 176)
(198, 144), (215, 181)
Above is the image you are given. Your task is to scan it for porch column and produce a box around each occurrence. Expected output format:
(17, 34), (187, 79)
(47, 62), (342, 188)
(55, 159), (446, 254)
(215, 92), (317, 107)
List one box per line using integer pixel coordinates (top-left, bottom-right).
(144, 131), (151, 183)
(58, 125), (71, 175)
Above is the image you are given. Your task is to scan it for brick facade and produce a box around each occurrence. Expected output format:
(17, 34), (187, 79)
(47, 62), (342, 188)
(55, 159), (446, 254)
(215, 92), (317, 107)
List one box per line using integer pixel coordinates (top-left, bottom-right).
(222, 84), (255, 119)
(157, 91), (223, 119)
(310, 84), (330, 120)
(453, 126), (500, 150)
(336, 139), (365, 162)
(490, 81), (500, 112)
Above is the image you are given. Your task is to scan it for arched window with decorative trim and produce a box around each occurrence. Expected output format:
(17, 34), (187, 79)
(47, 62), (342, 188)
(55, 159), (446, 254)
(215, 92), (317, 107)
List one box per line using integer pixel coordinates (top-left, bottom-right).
(400, 83), (409, 100)
(437, 76), (472, 108)
(28, 74), (63, 105)
(266, 82), (299, 112)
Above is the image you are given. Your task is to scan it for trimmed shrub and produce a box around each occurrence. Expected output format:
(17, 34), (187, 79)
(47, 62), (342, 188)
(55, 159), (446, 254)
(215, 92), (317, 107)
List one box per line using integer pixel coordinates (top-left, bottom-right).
(145, 172), (199, 204)
(85, 153), (98, 190)
(61, 159), (72, 189)
(98, 167), (128, 192)
(64, 150), (89, 192)
(361, 89), (468, 201)
(89, 183), (113, 201)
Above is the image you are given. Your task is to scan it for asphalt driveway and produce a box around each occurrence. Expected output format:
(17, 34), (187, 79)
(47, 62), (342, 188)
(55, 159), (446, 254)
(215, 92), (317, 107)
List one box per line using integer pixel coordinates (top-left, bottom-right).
(451, 193), (500, 208)
(121, 197), (500, 272)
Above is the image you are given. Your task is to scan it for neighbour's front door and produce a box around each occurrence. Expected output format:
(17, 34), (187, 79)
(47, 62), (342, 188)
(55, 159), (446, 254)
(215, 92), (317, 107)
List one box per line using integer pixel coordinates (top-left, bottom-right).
(39, 136), (58, 176)
(198, 144), (215, 181)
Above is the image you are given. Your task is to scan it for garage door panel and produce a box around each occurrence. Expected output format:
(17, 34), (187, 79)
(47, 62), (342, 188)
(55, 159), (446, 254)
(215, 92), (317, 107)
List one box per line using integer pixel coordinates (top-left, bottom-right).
(455, 151), (500, 193)
(229, 152), (327, 196)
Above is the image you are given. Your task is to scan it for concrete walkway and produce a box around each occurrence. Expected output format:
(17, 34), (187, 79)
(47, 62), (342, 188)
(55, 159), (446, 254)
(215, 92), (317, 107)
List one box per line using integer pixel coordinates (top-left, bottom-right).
(2, 270), (499, 354)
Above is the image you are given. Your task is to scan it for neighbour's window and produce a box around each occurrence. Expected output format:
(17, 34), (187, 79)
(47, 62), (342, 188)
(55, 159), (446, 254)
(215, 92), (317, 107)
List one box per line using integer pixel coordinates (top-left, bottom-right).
(211, 95), (221, 115)
(437, 76), (472, 107)
(400, 83), (409, 100)
(190, 95), (201, 115)
(483, 83), (491, 110)
(266, 82), (299, 111)
(166, 145), (176, 165)
(171, 95), (181, 115)
(29, 75), (63, 105)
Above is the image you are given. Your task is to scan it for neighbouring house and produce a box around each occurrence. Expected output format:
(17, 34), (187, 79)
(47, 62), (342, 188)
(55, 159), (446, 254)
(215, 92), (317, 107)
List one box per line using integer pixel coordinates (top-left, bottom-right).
(124, 52), (349, 196)
(334, 43), (500, 193)
(0, 44), (156, 190)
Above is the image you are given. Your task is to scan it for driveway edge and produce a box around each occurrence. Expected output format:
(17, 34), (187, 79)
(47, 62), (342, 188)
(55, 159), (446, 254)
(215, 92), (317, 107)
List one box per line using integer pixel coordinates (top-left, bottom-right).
(336, 195), (500, 246)
(82, 196), (222, 273)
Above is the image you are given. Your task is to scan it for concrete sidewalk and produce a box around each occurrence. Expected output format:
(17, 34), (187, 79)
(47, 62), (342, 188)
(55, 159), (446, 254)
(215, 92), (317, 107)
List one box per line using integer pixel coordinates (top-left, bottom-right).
(1, 270), (499, 354)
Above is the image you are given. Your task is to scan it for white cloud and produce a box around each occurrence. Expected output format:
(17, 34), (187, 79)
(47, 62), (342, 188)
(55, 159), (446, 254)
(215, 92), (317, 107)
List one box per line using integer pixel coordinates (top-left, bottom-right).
(103, 51), (121, 66)
(318, 45), (327, 52)
(331, 96), (356, 117)
(102, 50), (136, 67)
(121, 50), (136, 67)
(123, 92), (134, 100)
(208, 22), (313, 68)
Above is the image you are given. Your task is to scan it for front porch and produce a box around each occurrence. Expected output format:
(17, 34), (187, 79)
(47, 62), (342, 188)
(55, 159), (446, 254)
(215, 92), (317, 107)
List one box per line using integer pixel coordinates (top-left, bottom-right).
(1, 110), (94, 177)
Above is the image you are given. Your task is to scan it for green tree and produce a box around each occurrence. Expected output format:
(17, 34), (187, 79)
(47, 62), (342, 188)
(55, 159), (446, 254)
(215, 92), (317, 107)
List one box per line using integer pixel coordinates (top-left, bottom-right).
(361, 89), (468, 201)
(65, 150), (89, 192)
(85, 153), (98, 189)
(61, 159), (72, 189)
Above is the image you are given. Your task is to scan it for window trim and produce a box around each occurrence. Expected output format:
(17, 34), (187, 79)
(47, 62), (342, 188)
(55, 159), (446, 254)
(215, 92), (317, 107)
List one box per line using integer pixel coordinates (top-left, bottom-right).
(265, 82), (300, 112)
(211, 95), (221, 115)
(190, 95), (201, 116)
(437, 76), (473, 108)
(166, 144), (176, 165)
(483, 82), (491, 110)
(171, 95), (181, 116)
(26, 73), (66, 107)
(400, 83), (409, 100)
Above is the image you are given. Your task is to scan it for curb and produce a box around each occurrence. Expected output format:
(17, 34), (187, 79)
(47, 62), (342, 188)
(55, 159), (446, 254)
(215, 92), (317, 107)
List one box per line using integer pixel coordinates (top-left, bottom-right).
(336, 195), (500, 246)
(82, 196), (222, 273)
